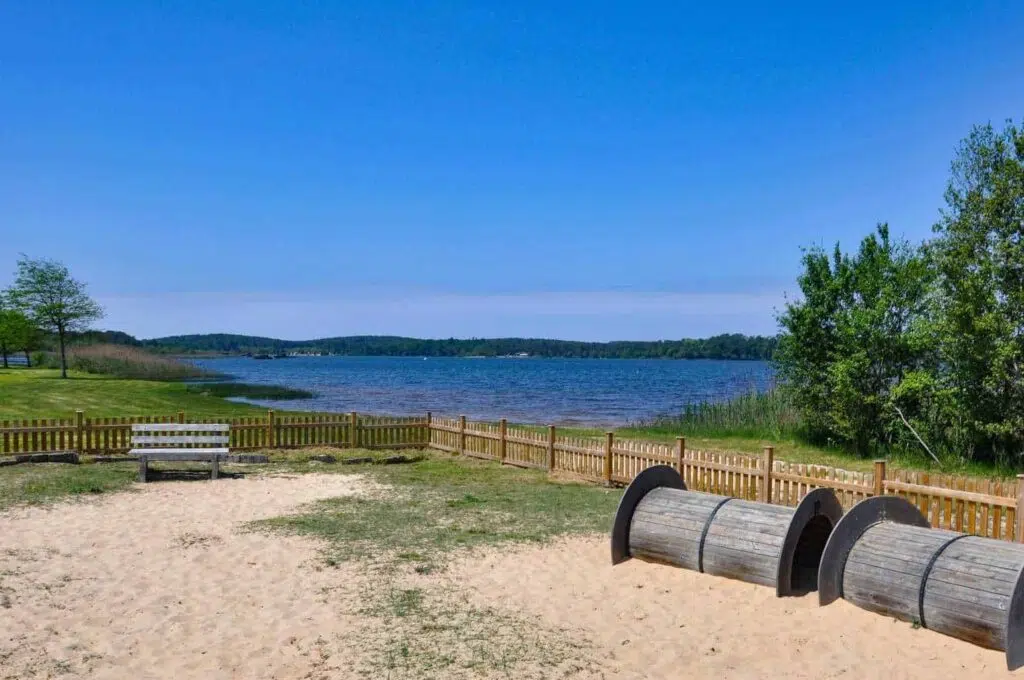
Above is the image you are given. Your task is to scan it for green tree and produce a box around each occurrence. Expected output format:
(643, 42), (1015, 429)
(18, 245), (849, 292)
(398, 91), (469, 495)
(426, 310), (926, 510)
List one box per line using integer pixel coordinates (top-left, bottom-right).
(776, 225), (933, 454)
(8, 257), (103, 378)
(929, 120), (1024, 464)
(0, 308), (41, 368)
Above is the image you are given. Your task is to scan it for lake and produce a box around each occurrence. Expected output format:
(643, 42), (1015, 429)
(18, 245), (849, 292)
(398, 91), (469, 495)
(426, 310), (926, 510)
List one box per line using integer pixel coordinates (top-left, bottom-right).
(193, 356), (775, 427)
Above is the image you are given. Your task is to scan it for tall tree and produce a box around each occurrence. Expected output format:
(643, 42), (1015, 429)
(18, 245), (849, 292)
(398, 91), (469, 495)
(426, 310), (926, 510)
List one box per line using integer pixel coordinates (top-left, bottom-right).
(929, 120), (1024, 463)
(776, 225), (933, 454)
(8, 257), (103, 378)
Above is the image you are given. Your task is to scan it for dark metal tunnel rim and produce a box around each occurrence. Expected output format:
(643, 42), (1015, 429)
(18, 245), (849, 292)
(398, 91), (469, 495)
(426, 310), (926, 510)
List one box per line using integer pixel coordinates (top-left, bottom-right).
(774, 488), (845, 597)
(610, 465), (686, 565)
(817, 495), (929, 607)
(1005, 557), (1024, 670)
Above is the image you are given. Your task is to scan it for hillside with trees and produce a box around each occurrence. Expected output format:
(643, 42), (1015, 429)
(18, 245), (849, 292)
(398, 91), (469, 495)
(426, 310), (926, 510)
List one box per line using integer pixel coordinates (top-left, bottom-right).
(141, 333), (778, 360)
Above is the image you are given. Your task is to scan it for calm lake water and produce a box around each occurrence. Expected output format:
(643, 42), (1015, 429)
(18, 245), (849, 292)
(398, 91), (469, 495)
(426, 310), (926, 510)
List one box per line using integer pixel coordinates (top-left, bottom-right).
(193, 356), (775, 427)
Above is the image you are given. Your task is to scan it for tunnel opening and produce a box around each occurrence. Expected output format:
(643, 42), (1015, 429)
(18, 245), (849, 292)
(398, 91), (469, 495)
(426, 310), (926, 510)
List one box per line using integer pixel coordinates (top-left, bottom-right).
(790, 514), (834, 594)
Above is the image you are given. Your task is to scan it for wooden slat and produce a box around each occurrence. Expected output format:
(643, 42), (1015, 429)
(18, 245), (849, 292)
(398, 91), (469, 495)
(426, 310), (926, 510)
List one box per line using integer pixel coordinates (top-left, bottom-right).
(131, 423), (230, 432)
(884, 479), (1015, 508)
(131, 449), (229, 460)
(130, 435), (231, 445)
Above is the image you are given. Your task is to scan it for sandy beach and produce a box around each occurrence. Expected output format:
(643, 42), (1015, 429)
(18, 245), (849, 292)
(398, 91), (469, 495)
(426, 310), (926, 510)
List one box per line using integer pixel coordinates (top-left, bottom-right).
(0, 474), (1013, 679)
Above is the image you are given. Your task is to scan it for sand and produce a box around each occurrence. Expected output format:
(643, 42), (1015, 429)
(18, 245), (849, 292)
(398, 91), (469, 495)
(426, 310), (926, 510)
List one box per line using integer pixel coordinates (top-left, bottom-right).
(0, 475), (1015, 679)
(0, 473), (376, 679)
(447, 536), (1014, 679)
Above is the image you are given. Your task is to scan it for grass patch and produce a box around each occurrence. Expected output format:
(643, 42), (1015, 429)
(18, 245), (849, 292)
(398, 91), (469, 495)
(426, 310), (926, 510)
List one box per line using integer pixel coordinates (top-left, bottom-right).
(0, 462), (137, 511)
(356, 580), (597, 678)
(255, 452), (609, 677)
(635, 389), (802, 440)
(185, 382), (314, 400)
(255, 454), (621, 572)
(0, 368), (290, 419)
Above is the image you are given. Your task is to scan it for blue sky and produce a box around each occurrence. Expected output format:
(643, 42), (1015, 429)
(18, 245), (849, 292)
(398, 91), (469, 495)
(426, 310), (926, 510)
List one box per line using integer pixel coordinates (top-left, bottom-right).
(2, 2), (1022, 340)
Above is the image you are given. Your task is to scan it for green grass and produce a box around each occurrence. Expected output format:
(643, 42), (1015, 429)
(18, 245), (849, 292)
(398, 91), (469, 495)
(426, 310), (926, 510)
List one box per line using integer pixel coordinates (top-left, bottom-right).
(636, 389), (802, 440)
(255, 454), (621, 573)
(185, 382), (315, 400)
(0, 462), (137, 511)
(0, 368), (296, 419)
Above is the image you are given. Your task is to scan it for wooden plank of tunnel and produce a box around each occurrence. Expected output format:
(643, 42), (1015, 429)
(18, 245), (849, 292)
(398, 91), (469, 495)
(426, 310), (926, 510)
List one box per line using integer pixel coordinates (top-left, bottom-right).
(842, 524), (960, 623)
(629, 489), (729, 571)
(702, 502), (791, 587)
(923, 538), (1024, 650)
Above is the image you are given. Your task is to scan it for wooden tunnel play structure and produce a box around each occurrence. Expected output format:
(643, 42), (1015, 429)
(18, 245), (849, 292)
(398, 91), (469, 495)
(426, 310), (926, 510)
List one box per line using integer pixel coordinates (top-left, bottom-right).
(611, 465), (844, 596)
(819, 496), (1024, 670)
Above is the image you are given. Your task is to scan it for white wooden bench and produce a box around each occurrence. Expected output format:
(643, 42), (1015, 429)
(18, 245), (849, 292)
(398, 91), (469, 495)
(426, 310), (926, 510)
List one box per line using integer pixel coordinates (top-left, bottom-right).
(130, 423), (231, 482)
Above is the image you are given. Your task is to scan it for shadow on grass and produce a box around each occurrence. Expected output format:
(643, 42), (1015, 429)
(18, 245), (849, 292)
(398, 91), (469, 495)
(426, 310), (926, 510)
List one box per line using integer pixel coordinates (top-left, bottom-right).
(143, 468), (246, 482)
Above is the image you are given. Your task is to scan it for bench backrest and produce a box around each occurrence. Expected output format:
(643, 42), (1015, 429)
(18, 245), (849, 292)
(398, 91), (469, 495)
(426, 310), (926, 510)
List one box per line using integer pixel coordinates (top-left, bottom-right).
(130, 423), (231, 449)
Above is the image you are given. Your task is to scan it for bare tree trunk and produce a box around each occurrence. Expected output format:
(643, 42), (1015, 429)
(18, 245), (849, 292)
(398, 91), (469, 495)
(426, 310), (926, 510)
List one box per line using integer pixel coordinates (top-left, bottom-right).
(1, 344), (7, 369)
(24, 349), (31, 367)
(59, 328), (67, 378)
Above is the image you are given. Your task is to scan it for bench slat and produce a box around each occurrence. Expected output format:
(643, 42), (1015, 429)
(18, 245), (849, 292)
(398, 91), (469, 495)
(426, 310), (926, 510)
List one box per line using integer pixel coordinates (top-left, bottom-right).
(130, 435), (230, 445)
(132, 449), (229, 461)
(131, 448), (229, 454)
(131, 424), (230, 433)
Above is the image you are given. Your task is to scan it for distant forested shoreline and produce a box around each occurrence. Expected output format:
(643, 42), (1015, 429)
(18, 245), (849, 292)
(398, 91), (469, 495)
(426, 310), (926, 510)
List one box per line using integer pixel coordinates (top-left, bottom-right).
(119, 332), (777, 360)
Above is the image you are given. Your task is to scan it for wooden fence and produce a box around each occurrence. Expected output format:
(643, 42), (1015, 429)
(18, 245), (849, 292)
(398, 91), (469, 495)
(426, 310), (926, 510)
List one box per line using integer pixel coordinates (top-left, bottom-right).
(2, 409), (1022, 543)
(429, 415), (1024, 543)
(0, 410), (429, 456)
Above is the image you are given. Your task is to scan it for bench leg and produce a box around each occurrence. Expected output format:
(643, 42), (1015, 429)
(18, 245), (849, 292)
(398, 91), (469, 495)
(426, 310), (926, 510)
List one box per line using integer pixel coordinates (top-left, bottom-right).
(138, 455), (148, 483)
(211, 454), (219, 480)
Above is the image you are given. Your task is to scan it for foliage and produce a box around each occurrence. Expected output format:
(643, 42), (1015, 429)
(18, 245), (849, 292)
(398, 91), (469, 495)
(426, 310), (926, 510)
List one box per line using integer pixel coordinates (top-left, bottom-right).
(141, 332), (778, 360)
(0, 307), (41, 368)
(7, 257), (103, 378)
(925, 120), (1024, 464)
(32, 344), (220, 381)
(775, 225), (933, 455)
(776, 119), (1024, 466)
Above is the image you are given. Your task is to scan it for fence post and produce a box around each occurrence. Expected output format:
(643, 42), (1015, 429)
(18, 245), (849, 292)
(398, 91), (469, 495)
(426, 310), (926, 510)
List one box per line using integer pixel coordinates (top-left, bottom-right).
(459, 415), (466, 455)
(604, 432), (614, 485)
(499, 418), (507, 463)
(1016, 475), (1024, 543)
(425, 411), (432, 447)
(675, 436), (685, 477)
(548, 425), (557, 471)
(350, 412), (359, 449)
(761, 446), (774, 503)
(267, 410), (275, 448)
(75, 409), (85, 455)
(873, 460), (887, 497)
(177, 410), (185, 424)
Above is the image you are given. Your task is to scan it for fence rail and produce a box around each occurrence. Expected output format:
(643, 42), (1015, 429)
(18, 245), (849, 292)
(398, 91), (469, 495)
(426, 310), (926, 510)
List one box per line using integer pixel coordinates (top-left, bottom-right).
(428, 415), (1024, 543)
(3, 409), (1023, 543)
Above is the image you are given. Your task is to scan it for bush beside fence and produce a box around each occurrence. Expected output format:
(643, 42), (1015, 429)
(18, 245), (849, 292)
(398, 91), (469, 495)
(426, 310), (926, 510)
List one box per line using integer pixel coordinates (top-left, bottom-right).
(2, 410), (1021, 543)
